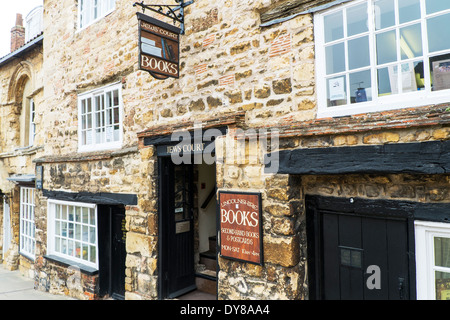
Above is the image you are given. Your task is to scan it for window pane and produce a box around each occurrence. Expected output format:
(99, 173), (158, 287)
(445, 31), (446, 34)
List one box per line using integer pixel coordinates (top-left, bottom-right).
(90, 246), (96, 263)
(399, 0), (420, 24)
(83, 225), (89, 242)
(378, 66), (399, 96)
(434, 237), (450, 268)
(75, 207), (81, 222)
(350, 70), (372, 104)
(324, 11), (344, 42)
(327, 75), (347, 107)
(348, 36), (370, 70)
(400, 24), (422, 60)
(431, 54), (450, 91)
(326, 42), (345, 74)
(377, 30), (397, 65)
(427, 13), (450, 53)
(113, 90), (119, 106)
(81, 99), (86, 114)
(401, 61), (421, 92)
(374, 0), (395, 30)
(347, 3), (368, 37)
(435, 271), (450, 300)
(90, 208), (95, 225)
(426, 0), (450, 15)
(82, 208), (89, 224)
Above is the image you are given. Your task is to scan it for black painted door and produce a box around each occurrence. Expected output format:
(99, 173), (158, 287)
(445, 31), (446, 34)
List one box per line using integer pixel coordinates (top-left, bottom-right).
(98, 205), (126, 299)
(111, 207), (126, 299)
(160, 158), (196, 298)
(320, 212), (411, 300)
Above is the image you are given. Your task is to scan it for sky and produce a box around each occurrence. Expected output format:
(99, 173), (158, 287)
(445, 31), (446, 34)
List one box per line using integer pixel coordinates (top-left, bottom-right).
(0, 0), (43, 58)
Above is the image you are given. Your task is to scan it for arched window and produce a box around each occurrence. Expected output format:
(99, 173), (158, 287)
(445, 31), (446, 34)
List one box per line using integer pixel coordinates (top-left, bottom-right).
(20, 79), (35, 147)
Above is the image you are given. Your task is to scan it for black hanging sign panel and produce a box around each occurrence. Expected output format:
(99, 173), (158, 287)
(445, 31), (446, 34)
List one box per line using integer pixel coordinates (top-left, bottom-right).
(137, 12), (181, 79)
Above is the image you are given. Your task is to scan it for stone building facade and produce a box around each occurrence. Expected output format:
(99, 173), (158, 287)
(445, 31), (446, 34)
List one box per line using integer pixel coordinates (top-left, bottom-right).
(0, 8), (44, 279)
(0, 0), (449, 300)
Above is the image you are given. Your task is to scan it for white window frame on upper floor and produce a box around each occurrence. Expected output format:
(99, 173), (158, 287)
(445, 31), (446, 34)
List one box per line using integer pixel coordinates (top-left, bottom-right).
(314, 0), (450, 118)
(78, 0), (116, 30)
(77, 82), (123, 153)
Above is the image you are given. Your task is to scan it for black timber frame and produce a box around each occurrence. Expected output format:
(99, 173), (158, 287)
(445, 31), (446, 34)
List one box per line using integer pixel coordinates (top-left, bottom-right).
(42, 189), (137, 206)
(266, 140), (450, 175)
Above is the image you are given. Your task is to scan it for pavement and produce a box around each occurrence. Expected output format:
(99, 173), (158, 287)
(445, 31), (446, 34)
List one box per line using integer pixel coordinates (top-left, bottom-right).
(0, 265), (75, 300)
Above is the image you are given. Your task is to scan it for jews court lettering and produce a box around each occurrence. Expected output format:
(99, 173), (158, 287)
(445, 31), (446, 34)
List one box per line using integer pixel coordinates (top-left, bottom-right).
(219, 192), (263, 265)
(137, 12), (180, 79)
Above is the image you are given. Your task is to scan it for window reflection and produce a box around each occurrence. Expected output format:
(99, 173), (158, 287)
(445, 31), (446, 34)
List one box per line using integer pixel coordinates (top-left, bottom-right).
(347, 3), (368, 37)
(431, 54), (450, 91)
(427, 13), (450, 53)
(374, 0), (395, 30)
(324, 11), (343, 42)
(399, 0), (420, 24)
(426, 0), (450, 15)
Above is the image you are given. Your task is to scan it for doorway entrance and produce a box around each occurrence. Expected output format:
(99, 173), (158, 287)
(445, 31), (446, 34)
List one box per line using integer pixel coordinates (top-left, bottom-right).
(306, 196), (416, 300)
(98, 205), (127, 300)
(159, 157), (217, 299)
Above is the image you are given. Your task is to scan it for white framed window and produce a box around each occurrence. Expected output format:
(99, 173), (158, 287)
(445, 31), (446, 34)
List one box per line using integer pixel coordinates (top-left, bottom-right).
(20, 187), (36, 260)
(315, 0), (450, 118)
(78, 0), (116, 30)
(415, 220), (450, 300)
(25, 5), (43, 42)
(78, 82), (123, 152)
(47, 200), (98, 269)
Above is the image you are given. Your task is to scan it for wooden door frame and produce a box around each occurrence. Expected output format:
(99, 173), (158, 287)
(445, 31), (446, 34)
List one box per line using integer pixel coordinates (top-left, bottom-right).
(158, 157), (197, 299)
(98, 204), (126, 299)
(305, 195), (417, 300)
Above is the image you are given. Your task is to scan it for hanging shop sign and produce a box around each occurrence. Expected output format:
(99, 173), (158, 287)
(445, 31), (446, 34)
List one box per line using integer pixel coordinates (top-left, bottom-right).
(219, 191), (263, 265)
(35, 165), (43, 190)
(137, 12), (181, 79)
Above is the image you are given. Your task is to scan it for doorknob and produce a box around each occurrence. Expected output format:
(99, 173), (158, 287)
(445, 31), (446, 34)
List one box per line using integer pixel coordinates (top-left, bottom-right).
(398, 277), (405, 300)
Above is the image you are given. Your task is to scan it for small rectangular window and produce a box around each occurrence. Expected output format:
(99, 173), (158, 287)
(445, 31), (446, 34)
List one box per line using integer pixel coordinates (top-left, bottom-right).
(315, 0), (450, 117)
(78, 83), (122, 152)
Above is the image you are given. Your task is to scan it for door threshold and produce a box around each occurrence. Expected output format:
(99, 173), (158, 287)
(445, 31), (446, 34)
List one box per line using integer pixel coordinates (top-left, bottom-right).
(176, 289), (216, 300)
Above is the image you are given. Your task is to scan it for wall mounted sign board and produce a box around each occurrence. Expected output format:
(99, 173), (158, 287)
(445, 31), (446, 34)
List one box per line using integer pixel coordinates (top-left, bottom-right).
(219, 191), (263, 265)
(137, 12), (180, 79)
(35, 165), (43, 189)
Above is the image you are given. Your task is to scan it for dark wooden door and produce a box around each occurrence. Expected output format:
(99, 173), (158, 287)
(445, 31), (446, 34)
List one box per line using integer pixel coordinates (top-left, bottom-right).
(307, 197), (415, 300)
(321, 213), (410, 299)
(160, 158), (196, 299)
(111, 207), (126, 299)
(98, 205), (126, 299)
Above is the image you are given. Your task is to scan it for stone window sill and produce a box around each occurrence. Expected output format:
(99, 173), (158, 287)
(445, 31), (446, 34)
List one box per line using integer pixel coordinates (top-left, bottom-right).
(44, 254), (98, 275)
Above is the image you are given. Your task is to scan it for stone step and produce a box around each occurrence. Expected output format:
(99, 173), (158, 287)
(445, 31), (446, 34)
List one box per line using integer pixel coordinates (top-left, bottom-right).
(195, 270), (216, 295)
(199, 250), (216, 271)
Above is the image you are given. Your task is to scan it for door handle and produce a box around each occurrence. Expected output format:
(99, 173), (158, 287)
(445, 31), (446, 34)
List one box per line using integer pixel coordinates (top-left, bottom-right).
(398, 277), (405, 300)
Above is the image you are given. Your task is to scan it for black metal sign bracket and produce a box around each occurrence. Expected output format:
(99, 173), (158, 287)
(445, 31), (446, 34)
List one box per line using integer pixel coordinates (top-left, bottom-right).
(133, 0), (194, 34)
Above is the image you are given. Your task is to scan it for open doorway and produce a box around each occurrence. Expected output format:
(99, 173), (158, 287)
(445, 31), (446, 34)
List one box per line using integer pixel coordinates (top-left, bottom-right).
(159, 158), (217, 300)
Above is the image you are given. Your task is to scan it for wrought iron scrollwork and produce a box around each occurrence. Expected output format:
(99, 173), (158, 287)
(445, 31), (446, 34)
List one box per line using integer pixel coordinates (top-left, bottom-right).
(133, 0), (193, 34)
